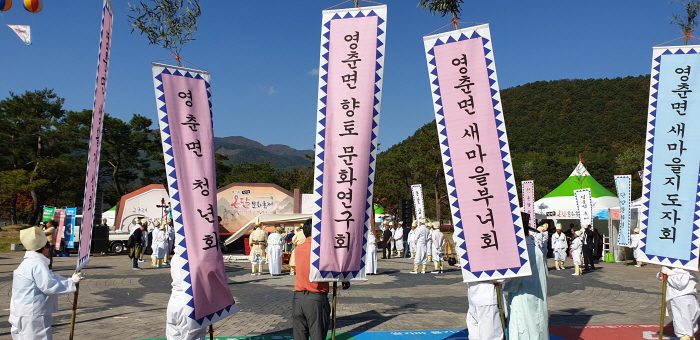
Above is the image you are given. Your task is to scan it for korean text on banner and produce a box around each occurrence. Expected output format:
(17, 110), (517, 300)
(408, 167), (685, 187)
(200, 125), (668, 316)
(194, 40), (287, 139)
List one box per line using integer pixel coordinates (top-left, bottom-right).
(522, 181), (535, 230)
(77, 0), (113, 271)
(615, 175), (632, 247)
(42, 207), (56, 223)
(54, 209), (66, 251)
(152, 62), (238, 328)
(411, 184), (426, 221)
(65, 208), (77, 249)
(574, 188), (593, 228)
(639, 46), (700, 270)
(310, 5), (386, 282)
(424, 24), (530, 283)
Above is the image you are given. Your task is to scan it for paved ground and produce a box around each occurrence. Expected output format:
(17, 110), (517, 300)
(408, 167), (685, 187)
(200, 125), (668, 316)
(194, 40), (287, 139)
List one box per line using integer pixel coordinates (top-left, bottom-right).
(0, 251), (684, 339)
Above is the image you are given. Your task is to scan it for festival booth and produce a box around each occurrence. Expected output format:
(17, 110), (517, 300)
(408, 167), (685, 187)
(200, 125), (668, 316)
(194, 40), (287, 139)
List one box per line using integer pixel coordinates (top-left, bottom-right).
(534, 162), (619, 257)
(223, 213), (312, 260)
(607, 198), (644, 261)
(216, 182), (296, 235)
(113, 184), (170, 233)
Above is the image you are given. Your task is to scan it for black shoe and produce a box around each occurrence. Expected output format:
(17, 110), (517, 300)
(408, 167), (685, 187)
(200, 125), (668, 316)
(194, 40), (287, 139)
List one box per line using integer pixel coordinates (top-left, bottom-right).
(381, 257), (386, 259)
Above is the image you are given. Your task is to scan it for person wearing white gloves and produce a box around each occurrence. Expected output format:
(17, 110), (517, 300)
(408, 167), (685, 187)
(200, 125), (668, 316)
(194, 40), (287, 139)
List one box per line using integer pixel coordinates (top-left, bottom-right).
(551, 224), (568, 270)
(9, 227), (83, 340)
(467, 280), (507, 340)
(657, 266), (700, 340)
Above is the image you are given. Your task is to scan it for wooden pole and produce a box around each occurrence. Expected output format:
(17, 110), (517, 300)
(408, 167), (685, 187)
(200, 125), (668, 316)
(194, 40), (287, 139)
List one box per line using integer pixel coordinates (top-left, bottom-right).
(494, 282), (507, 340)
(332, 282), (338, 340)
(209, 324), (214, 340)
(69, 281), (80, 340)
(451, 12), (459, 30)
(354, 0), (359, 8)
(624, 247), (628, 266)
(659, 274), (668, 339)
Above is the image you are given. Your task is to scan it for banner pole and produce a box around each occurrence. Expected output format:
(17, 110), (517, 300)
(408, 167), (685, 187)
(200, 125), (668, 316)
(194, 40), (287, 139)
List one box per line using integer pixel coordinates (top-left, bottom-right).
(659, 274), (668, 339)
(494, 282), (507, 339)
(332, 282), (338, 340)
(69, 280), (80, 340)
(624, 247), (628, 266)
(209, 324), (214, 340)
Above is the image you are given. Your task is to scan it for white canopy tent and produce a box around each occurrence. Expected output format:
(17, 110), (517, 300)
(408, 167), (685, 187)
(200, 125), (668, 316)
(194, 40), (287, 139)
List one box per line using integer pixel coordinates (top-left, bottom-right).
(607, 198), (643, 261)
(223, 213), (312, 246)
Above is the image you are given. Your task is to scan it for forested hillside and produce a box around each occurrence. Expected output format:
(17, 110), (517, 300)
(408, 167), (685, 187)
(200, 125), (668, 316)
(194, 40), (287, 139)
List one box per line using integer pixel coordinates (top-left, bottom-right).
(373, 75), (650, 223)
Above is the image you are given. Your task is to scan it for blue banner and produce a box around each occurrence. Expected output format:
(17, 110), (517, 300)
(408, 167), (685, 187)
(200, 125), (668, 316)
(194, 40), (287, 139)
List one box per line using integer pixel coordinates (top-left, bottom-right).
(641, 46), (700, 269)
(615, 175), (632, 246)
(65, 208), (77, 248)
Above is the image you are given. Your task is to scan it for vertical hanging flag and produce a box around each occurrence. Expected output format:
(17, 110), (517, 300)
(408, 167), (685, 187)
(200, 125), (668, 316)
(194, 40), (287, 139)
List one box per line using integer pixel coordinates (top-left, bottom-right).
(7, 25), (30, 45)
(65, 207), (77, 248)
(311, 4), (387, 282)
(77, 0), (112, 271)
(411, 184), (426, 221)
(41, 206), (55, 223)
(53, 209), (66, 251)
(615, 175), (632, 246)
(152, 62), (238, 328)
(574, 188), (593, 227)
(424, 24), (530, 282)
(639, 45), (700, 270)
(522, 181), (535, 230)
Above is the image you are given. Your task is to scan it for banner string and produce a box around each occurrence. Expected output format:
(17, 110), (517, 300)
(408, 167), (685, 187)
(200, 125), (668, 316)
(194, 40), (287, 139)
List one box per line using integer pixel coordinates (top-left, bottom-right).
(654, 32), (698, 47)
(425, 21), (487, 36)
(325, 0), (385, 10)
(151, 56), (209, 72)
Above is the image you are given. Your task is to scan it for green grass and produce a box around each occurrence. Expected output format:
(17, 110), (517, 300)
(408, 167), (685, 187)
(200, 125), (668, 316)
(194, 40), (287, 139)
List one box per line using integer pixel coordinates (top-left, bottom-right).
(0, 224), (30, 253)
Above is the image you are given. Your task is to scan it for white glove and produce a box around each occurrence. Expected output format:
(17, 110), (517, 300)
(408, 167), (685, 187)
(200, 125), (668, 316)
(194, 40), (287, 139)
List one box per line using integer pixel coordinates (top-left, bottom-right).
(71, 273), (84, 283)
(660, 266), (672, 275)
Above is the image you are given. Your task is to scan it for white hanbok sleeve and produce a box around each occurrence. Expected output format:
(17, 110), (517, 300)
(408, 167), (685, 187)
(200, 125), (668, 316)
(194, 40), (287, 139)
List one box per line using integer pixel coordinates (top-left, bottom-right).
(34, 266), (77, 296)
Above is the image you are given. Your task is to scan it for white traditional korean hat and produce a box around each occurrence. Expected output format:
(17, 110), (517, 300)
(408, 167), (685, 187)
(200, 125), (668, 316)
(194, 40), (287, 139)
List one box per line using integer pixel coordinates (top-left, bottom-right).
(575, 230), (583, 236)
(398, 221), (403, 225)
(20, 226), (49, 251)
(556, 224), (562, 230)
(411, 220), (417, 227)
(634, 227), (640, 233)
(537, 225), (547, 232)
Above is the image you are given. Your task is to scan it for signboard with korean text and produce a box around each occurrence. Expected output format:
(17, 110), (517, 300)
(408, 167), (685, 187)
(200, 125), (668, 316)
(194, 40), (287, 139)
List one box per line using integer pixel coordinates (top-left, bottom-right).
(424, 24), (530, 282)
(615, 175), (632, 246)
(522, 180), (535, 229)
(42, 206), (56, 223)
(639, 46), (700, 270)
(310, 5), (386, 282)
(152, 62), (238, 328)
(574, 188), (593, 227)
(411, 184), (426, 221)
(77, 0), (113, 271)
(216, 182), (295, 234)
(65, 208), (77, 248)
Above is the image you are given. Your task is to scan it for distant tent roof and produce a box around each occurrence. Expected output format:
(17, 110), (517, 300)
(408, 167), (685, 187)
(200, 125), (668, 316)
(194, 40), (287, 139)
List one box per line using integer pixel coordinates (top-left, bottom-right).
(373, 204), (385, 215)
(535, 162), (618, 219)
(107, 206), (116, 211)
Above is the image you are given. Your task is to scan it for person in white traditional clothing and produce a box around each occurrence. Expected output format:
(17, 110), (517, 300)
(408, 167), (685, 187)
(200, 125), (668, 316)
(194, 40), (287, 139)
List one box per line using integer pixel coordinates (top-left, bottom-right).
(289, 226), (306, 276)
(139, 219), (149, 262)
(9, 227), (83, 340)
(467, 280), (506, 340)
(551, 224), (567, 270)
(431, 224), (445, 274)
(571, 230), (583, 276)
(393, 223), (404, 257)
(410, 220), (429, 274)
(408, 221), (417, 259)
(388, 222), (396, 256)
(657, 266), (700, 340)
(151, 221), (168, 268)
(630, 227), (645, 267)
(166, 246), (207, 340)
(164, 218), (175, 266)
(535, 225), (549, 257)
(267, 227), (284, 276)
(366, 231), (378, 275)
(426, 222), (434, 263)
(505, 228), (548, 340)
(249, 222), (268, 276)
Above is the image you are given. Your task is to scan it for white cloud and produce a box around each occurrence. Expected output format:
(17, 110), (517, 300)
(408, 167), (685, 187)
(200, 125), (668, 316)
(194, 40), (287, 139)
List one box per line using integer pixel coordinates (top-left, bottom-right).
(308, 68), (319, 75)
(267, 87), (276, 95)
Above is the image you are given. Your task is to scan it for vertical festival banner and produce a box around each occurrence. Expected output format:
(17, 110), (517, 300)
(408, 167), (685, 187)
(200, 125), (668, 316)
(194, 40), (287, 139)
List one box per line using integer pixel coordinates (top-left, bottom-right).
(310, 5), (386, 282)
(53, 209), (66, 251)
(411, 184), (426, 221)
(639, 45), (700, 270)
(522, 180), (535, 230)
(42, 206), (56, 222)
(424, 24), (530, 282)
(77, 0), (113, 271)
(152, 62), (237, 328)
(574, 188), (593, 228)
(615, 175), (632, 246)
(65, 208), (77, 248)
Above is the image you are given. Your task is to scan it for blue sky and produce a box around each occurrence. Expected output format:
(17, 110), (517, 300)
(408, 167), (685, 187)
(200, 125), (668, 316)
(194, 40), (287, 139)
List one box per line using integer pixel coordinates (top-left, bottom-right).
(0, 0), (687, 151)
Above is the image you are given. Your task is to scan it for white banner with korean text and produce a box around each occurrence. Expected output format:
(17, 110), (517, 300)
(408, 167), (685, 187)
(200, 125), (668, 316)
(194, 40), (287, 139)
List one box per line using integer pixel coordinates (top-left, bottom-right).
(522, 180), (535, 230)
(615, 175), (632, 247)
(574, 188), (593, 228)
(411, 184), (426, 222)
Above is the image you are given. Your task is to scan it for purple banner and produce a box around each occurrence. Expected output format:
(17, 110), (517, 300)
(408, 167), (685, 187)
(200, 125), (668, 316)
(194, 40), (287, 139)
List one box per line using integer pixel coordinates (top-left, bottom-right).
(310, 5), (386, 282)
(77, 0), (113, 271)
(152, 63), (237, 327)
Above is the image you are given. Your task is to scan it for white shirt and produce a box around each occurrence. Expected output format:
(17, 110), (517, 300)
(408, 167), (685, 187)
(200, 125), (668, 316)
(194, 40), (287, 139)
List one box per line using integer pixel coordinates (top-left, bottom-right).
(267, 233), (283, 246)
(431, 229), (445, 250)
(658, 268), (699, 301)
(407, 229), (416, 243)
(10, 251), (76, 317)
(414, 225), (428, 245)
(551, 232), (567, 249)
(393, 227), (404, 241)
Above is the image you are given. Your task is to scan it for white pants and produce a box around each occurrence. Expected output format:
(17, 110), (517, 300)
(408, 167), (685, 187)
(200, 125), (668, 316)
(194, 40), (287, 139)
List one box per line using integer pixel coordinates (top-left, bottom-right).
(670, 295), (700, 337)
(267, 245), (282, 275)
(553, 248), (566, 262)
(467, 304), (502, 340)
(10, 314), (53, 340)
(166, 290), (206, 340)
(414, 244), (428, 265)
(395, 239), (404, 251)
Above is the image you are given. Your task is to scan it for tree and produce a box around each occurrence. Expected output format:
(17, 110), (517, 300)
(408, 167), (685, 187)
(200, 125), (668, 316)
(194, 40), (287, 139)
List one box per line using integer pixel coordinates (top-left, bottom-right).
(417, 0), (464, 29)
(222, 162), (277, 185)
(672, 0), (700, 45)
(0, 170), (48, 224)
(127, 0), (202, 60)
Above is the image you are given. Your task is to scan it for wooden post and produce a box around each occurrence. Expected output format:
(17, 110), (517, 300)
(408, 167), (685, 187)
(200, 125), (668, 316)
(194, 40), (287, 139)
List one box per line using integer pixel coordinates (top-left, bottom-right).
(659, 274), (668, 339)
(494, 282), (507, 339)
(332, 282), (338, 340)
(209, 324), (214, 340)
(69, 281), (80, 340)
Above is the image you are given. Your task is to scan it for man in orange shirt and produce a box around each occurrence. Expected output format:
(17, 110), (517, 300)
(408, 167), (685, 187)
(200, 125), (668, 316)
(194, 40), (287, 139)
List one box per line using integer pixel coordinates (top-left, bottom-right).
(293, 219), (349, 340)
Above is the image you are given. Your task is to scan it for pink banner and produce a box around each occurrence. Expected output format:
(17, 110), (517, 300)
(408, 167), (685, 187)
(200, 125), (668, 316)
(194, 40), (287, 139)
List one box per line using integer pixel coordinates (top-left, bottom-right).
(77, 0), (113, 271)
(153, 63), (236, 326)
(425, 24), (530, 282)
(311, 5), (386, 282)
(54, 209), (66, 251)
(522, 181), (535, 229)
